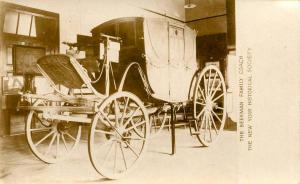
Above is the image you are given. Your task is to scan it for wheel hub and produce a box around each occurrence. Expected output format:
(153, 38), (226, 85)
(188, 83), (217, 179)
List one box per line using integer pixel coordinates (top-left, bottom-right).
(205, 98), (213, 112)
(57, 122), (70, 133)
(117, 126), (126, 134)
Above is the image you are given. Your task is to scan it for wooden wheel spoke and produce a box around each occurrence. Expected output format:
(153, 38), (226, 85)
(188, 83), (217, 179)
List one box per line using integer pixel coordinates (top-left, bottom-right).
(30, 127), (52, 132)
(127, 119), (146, 138)
(35, 131), (55, 146)
(204, 114), (208, 141)
(123, 106), (141, 128)
(114, 99), (120, 126)
(208, 112), (218, 135)
(100, 110), (116, 128)
(98, 113), (125, 139)
(99, 113), (124, 139)
(115, 98), (122, 112)
(45, 133), (57, 156)
(196, 101), (206, 106)
(207, 69), (212, 95)
(56, 134), (60, 158)
(211, 110), (222, 123)
(212, 93), (224, 103)
(123, 141), (139, 158)
(208, 115), (212, 142)
(61, 133), (69, 152)
(101, 140), (115, 166)
(124, 120), (146, 133)
(215, 106), (224, 110)
(209, 71), (218, 96)
(120, 97), (129, 125)
(94, 129), (115, 135)
(210, 80), (222, 99)
(119, 142), (128, 170)
(113, 140), (118, 174)
(199, 113), (206, 130)
(198, 86), (206, 101)
(133, 128), (146, 139)
(94, 139), (114, 154)
(196, 107), (205, 119)
(65, 132), (76, 141)
(203, 73), (208, 97)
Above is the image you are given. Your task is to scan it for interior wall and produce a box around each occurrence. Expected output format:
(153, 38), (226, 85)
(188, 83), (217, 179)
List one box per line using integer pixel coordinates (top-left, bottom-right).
(2, 0), (186, 52)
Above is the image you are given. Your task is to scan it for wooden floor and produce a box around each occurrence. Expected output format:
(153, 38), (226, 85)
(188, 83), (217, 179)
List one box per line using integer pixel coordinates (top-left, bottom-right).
(0, 127), (237, 184)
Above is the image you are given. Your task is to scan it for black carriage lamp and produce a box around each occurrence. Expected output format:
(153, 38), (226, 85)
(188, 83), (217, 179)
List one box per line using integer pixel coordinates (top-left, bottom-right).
(184, 0), (197, 9)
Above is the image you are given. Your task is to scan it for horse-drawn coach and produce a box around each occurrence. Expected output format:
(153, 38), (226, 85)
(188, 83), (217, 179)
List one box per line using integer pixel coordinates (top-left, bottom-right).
(20, 17), (227, 179)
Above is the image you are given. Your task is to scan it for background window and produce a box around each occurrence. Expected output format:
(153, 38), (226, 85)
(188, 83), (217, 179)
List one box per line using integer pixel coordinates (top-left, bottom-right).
(17, 13), (32, 36)
(3, 11), (18, 34)
(2, 11), (54, 39)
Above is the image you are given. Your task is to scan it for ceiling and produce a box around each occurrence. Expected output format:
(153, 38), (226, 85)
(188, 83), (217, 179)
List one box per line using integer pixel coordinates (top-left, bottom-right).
(185, 0), (226, 21)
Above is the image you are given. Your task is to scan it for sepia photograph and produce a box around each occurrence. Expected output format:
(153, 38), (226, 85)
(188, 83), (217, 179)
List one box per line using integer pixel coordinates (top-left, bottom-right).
(0, 0), (299, 183)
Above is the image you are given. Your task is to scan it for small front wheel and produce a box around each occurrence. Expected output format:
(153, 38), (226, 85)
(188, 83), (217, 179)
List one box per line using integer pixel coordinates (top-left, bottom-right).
(26, 100), (81, 163)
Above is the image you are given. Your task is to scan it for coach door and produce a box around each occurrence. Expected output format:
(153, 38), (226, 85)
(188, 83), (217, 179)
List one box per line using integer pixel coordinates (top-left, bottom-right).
(168, 25), (189, 102)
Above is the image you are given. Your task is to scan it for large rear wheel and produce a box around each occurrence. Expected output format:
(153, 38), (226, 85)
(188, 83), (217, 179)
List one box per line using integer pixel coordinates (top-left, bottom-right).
(193, 65), (227, 147)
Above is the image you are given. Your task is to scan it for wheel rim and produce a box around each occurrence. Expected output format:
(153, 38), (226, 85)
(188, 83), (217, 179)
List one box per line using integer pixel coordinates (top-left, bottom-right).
(26, 100), (81, 163)
(193, 65), (227, 146)
(89, 91), (149, 179)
